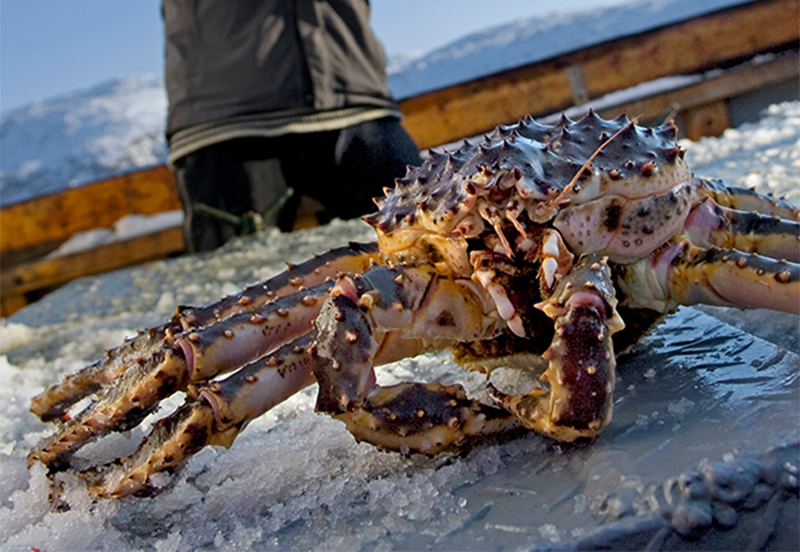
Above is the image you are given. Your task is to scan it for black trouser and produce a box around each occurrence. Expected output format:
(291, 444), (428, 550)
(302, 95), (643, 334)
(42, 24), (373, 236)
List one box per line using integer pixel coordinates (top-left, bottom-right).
(173, 117), (421, 253)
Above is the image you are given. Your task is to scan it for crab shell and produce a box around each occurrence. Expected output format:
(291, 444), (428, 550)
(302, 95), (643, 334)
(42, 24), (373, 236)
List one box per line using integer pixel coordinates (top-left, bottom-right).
(367, 112), (691, 277)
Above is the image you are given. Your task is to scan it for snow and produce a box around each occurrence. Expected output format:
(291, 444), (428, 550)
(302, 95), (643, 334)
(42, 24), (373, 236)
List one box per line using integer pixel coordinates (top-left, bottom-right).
(0, 102), (798, 551)
(46, 210), (184, 259)
(386, 0), (750, 98)
(0, 74), (167, 207)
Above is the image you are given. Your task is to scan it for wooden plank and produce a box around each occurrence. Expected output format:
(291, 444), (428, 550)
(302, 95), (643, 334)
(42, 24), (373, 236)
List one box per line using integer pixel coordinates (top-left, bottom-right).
(1, 226), (184, 305)
(1, 295), (28, 319)
(0, 164), (180, 254)
(399, 0), (799, 148)
(681, 100), (732, 140)
(586, 50), (798, 126)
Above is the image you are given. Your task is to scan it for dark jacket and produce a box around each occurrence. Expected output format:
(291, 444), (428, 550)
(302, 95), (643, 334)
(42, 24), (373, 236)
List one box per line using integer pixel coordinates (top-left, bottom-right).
(163, 0), (398, 137)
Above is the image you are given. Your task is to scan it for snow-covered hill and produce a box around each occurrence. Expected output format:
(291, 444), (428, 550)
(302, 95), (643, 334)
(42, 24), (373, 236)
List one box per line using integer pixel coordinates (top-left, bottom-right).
(0, 74), (167, 207)
(387, 0), (747, 98)
(0, 0), (748, 207)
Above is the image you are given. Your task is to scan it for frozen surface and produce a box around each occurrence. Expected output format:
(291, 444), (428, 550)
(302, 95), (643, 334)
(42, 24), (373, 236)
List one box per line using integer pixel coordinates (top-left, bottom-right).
(46, 210), (184, 259)
(1, 103), (798, 550)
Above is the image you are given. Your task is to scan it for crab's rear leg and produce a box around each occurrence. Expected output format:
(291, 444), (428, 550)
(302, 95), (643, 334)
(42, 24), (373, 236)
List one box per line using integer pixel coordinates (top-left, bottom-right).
(489, 255), (624, 441)
(686, 184), (799, 263)
(312, 265), (521, 455)
(30, 242), (379, 422)
(697, 177), (799, 221)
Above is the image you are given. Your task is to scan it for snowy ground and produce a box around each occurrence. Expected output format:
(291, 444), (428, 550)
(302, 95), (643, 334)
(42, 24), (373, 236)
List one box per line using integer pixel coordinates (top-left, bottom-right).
(0, 103), (798, 550)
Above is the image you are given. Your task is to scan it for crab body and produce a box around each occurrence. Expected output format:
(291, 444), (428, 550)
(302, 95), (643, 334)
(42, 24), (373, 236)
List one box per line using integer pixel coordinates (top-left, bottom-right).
(29, 112), (799, 498)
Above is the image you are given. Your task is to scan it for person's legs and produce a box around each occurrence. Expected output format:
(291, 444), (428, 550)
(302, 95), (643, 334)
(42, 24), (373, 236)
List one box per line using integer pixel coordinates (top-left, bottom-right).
(279, 118), (421, 222)
(175, 119), (420, 252)
(174, 139), (289, 253)
(329, 117), (422, 218)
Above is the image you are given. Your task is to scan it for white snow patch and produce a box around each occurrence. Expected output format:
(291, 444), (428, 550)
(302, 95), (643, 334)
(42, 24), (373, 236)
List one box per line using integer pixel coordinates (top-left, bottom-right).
(46, 210), (183, 258)
(0, 323), (38, 353)
(1, 74), (167, 207)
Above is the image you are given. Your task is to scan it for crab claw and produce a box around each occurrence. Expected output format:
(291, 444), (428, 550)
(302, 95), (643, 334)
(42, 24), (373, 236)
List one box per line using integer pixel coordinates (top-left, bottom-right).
(492, 255), (623, 441)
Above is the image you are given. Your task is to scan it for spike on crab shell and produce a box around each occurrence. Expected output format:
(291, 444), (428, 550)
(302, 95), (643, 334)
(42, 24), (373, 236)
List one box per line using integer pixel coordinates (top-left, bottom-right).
(665, 147), (681, 162)
(656, 119), (679, 139)
(582, 108), (601, 122)
(618, 122), (637, 139)
(613, 113), (631, 125)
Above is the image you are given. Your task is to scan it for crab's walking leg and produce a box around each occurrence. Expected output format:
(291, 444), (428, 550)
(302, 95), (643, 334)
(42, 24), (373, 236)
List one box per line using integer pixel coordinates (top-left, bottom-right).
(30, 326), (177, 422)
(685, 198), (800, 263)
(29, 280), (335, 471)
(490, 255), (624, 442)
(81, 335), (318, 498)
(697, 178), (799, 221)
(622, 241), (800, 314)
(311, 265), (520, 455)
(30, 242), (378, 422)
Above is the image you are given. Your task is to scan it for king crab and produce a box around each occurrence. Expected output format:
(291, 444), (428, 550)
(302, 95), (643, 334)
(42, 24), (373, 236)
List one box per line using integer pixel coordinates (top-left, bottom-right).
(28, 112), (799, 499)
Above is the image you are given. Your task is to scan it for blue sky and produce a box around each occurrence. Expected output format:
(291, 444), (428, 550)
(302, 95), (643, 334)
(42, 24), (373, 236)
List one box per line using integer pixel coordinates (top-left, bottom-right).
(0, 0), (623, 114)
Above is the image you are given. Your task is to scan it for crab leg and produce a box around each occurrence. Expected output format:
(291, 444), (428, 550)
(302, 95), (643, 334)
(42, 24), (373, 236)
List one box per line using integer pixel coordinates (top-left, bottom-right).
(311, 265), (520, 455)
(28, 280), (336, 471)
(623, 241), (800, 314)
(696, 178), (799, 221)
(30, 327), (178, 423)
(684, 199), (800, 263)
(30, 242), (378, 423)
(81, 335), (318, 498)
(490, 255), (624, 441)
(69, 256), (510, 497)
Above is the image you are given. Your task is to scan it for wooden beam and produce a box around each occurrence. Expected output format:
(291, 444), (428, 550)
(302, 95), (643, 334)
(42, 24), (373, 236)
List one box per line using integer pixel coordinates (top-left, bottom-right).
(399, 0), (799, 148)
(0, 226), (184, 316)
(585, 50), (798, 125)
(0, 164), (180, 255)
(681, 100), (732, 140)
